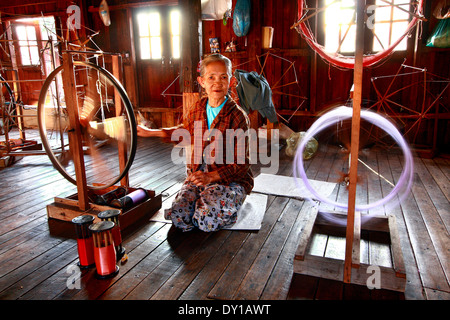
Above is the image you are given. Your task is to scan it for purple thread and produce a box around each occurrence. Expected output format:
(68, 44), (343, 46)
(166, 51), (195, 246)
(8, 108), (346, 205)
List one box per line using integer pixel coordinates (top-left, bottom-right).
(293, 106), (414, 213)
(127, 189), (147, 203)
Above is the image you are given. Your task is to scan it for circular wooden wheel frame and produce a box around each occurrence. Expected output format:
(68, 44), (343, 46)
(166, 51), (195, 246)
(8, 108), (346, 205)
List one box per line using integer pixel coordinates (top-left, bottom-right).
(38, 60), (137, 190)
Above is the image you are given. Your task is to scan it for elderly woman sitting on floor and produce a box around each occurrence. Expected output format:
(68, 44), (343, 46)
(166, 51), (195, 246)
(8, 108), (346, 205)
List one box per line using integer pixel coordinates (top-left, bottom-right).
(137, 54), (253, 232)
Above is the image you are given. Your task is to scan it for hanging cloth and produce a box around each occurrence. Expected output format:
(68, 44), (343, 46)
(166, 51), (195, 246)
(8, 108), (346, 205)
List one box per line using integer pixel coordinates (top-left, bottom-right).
(234, 69), (278, 123)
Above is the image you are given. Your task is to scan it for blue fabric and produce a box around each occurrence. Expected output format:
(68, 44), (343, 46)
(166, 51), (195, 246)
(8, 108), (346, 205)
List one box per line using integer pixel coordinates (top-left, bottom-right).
(206, 96), (228, 129)
(234, 69), (278, 123)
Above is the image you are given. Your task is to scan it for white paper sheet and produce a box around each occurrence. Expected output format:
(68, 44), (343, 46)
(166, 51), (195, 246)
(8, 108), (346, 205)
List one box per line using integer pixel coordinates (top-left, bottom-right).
(223, 193), (268, 230)
(252, 173), (336, 200)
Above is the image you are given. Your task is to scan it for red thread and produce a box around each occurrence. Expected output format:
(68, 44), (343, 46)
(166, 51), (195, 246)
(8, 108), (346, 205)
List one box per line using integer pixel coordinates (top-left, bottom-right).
(94, 244), (117, 275)
(296, 0), (424, 69)
(77, 238), (95, 266)
(112, 226), (122, 246)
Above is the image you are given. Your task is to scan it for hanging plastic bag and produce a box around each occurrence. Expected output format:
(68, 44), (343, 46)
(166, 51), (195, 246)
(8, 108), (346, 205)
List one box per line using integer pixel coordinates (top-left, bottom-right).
(233, 0), (251, 37)
(99, 0), (111, 27)
(427, 18), (450, 48)
(285, 132), (318, 160)
(201, 0), (232, 20)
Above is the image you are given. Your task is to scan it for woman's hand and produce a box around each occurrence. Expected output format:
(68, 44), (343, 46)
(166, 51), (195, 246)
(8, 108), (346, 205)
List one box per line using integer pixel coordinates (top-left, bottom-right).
(137, 125), (171, 140)
(187, 171), (220, 186)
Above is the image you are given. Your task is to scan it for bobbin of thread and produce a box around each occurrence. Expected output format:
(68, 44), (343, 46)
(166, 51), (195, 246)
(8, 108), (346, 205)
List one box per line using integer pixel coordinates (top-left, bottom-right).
(89, 221), (119, 279)
(95, 187), (127, 205)
(97, 209), (125, 260)
(72, 215), (96, 269)
(110, 188), (148, 210)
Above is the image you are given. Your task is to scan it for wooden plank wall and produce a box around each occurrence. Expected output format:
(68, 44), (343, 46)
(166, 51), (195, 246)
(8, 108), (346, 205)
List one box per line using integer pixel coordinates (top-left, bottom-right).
(0, 0), (449, 152)
(200, 0), (449, 153)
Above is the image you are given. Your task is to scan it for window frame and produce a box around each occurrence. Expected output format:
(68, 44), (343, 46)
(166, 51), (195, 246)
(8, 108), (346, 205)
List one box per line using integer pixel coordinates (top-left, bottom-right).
(14, 22), (41, 67)
(135, 7), (181, 62)
(321, 0), (414, 55)
(170, 9), (181, 60)
(137, 10), (163, 60)
(371, 0), (411, 52)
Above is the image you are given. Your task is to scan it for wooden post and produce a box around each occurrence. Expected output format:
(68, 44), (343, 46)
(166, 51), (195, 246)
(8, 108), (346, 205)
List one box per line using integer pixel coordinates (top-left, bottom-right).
(62, 52), (90, 211)
(309, 0), (319, 115)
(344, 0), (364, 283)
(180, 0), (202, 122)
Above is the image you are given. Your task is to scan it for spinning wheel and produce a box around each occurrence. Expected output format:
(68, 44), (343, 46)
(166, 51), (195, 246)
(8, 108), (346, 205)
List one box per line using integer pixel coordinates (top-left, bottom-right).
(293, 106), (414, 215)
(0, 75), (17, 133)
(38, 56), (137, 190)
(292, 2), (410, 290)
(293, 0), (424, 69)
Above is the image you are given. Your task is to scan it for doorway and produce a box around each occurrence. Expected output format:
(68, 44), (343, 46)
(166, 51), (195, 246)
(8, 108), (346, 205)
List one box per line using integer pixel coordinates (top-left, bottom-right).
(133, 5), (182, 109)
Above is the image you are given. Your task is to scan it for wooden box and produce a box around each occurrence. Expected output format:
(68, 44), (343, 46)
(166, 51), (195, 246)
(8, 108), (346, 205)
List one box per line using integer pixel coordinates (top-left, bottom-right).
(46, 186), (162, 231)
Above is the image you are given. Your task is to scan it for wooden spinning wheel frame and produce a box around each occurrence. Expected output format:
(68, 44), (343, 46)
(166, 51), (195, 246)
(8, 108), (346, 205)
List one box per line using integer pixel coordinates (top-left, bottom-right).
(293, 0), (425, 69)
(38, 52), (137, 208)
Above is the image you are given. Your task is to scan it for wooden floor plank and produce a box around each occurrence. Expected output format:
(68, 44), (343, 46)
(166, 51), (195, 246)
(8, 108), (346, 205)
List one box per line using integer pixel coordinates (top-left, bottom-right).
(150, 230), (232, 300)
(388, 152), (450, 293)
(41, 222), (169, 300)
(418, 158), (450, 232)
(410, 163), (450, 284)
(122, 228), (213, 300)
(179, 230), (250, 300)
(0, 232), (65, 278)
(207, 196), (290, 300)
(376, 151), (425, 299)
(0, 238), (75, 299)
(0, 133), (449, 300)
(260, 201), (318, 300)
(233, 198), (304, 300)
(85, 223), (175, 300)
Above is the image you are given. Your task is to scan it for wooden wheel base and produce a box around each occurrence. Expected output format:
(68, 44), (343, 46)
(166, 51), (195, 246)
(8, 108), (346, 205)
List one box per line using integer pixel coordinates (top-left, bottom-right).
(293, 208), (407, 293)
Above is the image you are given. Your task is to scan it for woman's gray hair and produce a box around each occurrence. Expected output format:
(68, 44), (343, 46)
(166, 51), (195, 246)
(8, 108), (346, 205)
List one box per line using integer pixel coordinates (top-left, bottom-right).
(199, 54), (232, 77)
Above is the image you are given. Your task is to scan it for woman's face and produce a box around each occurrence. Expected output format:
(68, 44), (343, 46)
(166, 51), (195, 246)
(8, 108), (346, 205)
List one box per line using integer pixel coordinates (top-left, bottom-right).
(198, 61), (233, 105)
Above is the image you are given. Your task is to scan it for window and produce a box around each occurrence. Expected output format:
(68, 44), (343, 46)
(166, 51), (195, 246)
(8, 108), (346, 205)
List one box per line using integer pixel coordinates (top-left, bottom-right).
(137, 8), (181, 60)
(170, 10), (181, 59)
(324, 0), (411, 54)
(324, 0), (356, 53)
(137, 11), (162, 59)
(372, 0), (410, 52)
(16, 25), (40, 65)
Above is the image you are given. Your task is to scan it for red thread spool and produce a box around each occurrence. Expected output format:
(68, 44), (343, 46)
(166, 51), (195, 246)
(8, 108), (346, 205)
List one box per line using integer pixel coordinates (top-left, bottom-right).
(72, 215), (96, 269)
(97, 209), (125, 260)
(89, 221), (119, 279)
